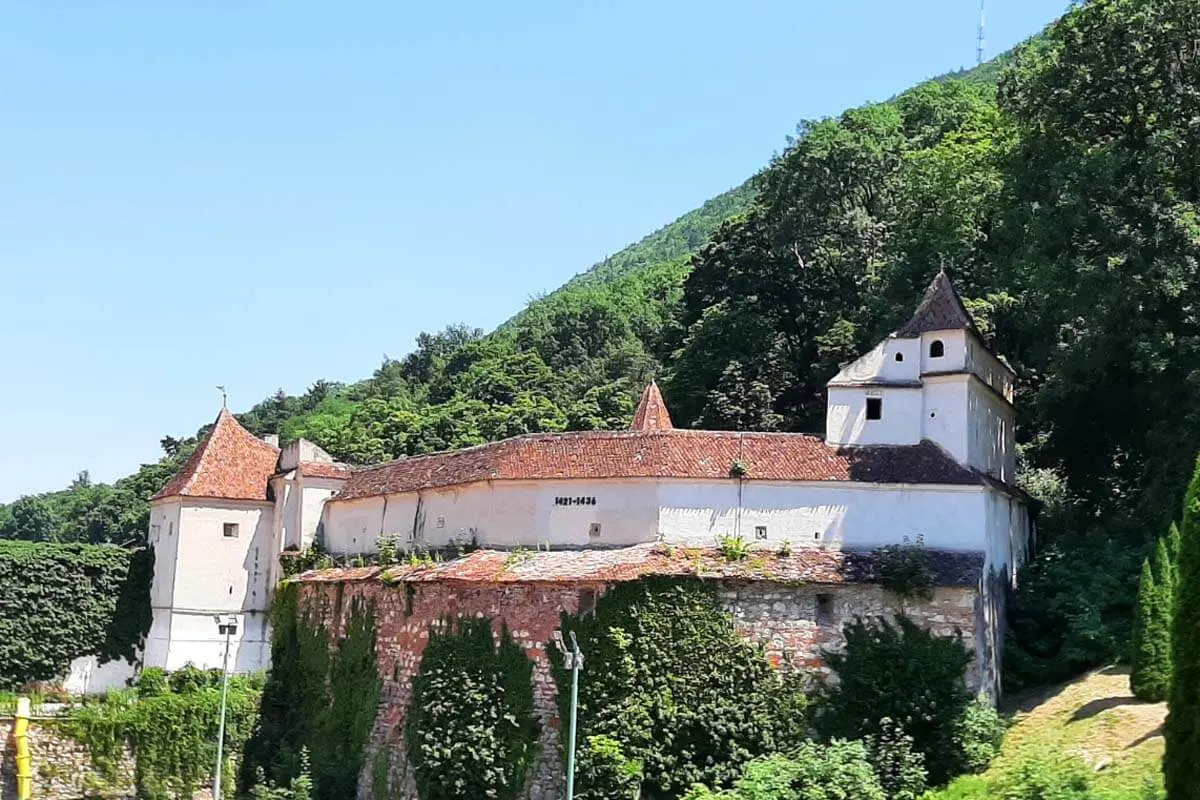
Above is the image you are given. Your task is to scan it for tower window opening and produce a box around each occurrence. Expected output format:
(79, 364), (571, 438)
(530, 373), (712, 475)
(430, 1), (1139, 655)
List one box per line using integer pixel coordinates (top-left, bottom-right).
(816, 594), (836, 625)
(866, 397), (883, 420)
(894, 352), (904, 362)
(930, 340), (945, 358)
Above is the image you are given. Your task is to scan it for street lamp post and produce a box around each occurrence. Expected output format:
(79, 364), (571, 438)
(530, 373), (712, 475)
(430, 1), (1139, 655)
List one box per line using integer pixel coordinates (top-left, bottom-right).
(213, 615), (238, 800)
(554, 630), (584, 800)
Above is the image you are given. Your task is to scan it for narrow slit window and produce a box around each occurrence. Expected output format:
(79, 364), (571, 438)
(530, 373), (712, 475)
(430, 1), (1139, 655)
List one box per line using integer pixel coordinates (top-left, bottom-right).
(866, 397), (883, 420)
(930, 339), (945, 358)
(816, 594), (835, 626)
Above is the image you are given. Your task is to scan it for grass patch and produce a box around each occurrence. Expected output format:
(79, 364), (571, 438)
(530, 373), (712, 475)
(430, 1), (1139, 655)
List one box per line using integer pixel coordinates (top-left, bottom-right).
(927, 667), (1164, 799)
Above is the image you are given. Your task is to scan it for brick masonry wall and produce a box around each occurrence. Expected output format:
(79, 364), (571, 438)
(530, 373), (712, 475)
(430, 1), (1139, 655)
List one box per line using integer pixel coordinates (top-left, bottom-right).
(0, 717), (216, 800)
(299, 577), (981, 800)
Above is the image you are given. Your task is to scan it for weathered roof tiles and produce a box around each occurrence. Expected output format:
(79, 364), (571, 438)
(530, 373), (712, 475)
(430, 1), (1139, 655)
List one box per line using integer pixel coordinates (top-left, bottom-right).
(296, 543), (985, 587)
(333, 433), (982, 501)
(152, 409), (280, 502)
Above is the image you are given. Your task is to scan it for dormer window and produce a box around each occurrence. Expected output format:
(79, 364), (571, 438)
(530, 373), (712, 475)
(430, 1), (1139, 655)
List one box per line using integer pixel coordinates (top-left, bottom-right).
(930, 340), (945, 358)
(866, 397), (883, 420)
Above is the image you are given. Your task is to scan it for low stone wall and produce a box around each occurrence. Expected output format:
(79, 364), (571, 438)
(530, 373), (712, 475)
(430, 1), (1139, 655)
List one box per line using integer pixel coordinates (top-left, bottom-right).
(296, 576), (980, 800)
(0, 717), (213, 800)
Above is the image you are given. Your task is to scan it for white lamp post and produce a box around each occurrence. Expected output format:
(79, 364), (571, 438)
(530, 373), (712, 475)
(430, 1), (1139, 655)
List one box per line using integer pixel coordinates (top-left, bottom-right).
(213, 615), (239, 800)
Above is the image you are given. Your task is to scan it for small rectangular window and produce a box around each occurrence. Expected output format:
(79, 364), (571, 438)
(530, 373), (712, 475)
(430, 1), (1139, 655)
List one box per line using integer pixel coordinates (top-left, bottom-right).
(223, 523), (239, 538)
(816, 593), (836, 626)
(588, 522), (602, 538)
(578, 589), (597, 617)
(866, 397), (883, 420)
(436, 516), (446, 529)
(754, 525), (768, 540)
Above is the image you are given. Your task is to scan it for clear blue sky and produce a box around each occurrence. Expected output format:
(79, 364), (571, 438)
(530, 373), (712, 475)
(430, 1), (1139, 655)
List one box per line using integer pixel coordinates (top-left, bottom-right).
(0, 1), (1061, 502)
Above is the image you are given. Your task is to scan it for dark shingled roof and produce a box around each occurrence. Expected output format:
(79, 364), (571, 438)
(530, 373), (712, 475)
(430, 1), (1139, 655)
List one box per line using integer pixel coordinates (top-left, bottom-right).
(896, 270), (980, 338)
(296, 543), (985, 587)
(333, 434), (984, 501)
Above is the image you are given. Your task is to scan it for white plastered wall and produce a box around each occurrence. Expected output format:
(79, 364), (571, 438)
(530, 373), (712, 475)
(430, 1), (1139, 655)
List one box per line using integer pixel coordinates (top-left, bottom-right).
(145, 499), (274, 672)
(323, 478), (993, 555)
(920, 329), (968, 374)
(825, 386), (923, 446)
(144, 500), (183, 669)
(659, 481), (989, 551)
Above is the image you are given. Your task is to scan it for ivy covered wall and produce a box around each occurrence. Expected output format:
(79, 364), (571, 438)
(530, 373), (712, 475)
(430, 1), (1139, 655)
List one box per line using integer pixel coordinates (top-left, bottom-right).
(274, 572), (980, 800)
(0, 541), (152, 689)
(240, 582), (382, 800)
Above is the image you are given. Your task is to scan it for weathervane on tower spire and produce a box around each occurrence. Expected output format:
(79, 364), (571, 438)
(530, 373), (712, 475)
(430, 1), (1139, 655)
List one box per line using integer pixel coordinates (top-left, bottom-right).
(217, 386), (227, 409)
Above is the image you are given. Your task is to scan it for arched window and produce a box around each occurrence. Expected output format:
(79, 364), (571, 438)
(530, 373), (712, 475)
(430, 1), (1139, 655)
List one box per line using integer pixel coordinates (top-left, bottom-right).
(930, 339), (945, 358)
(894, 352), (904, 362)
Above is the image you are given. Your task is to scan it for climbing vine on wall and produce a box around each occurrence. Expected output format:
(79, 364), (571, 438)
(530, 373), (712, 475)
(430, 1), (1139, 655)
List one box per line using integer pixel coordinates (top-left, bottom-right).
(65, 669), (262, 800)
(406, 617), (538, 800)
(0, 541), (152, 688)
(550, 578), (808, 799)
(239, 583), (381, 800)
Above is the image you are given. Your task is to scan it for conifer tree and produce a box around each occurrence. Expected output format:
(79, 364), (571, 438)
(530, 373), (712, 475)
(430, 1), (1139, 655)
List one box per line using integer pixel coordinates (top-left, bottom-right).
(1130, 555), (1172, 702)
(1167, 521), (1182, 575)
(1165, 457), (1200, 798)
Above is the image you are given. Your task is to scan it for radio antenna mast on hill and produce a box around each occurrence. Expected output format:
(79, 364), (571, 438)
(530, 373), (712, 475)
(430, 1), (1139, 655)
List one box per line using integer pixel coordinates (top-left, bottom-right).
(977, 0), (986, 65)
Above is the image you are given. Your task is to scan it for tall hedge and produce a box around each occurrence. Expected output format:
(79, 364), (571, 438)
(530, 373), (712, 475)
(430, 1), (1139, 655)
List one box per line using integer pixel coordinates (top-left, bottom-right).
(0, 540), (152, 689)
(1166, 456), (1200, 798)
(239, 584), (381, 800)
(1130, 553), (1172, 702)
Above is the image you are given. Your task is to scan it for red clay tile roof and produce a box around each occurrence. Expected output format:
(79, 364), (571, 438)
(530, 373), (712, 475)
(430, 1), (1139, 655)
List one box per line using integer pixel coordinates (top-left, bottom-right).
(896, 270), (980, 338)
(333, 432), (981, 501)
(631, 381), (673, 431)
(296, 543), (984, 587)
(152, 409), (281, 502)
(297, 462), (351, 480)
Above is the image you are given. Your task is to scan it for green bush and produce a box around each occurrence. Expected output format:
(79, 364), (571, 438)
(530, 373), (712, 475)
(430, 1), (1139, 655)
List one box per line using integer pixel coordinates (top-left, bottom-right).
(248, 749), (314, 800)
(66, 674), (262, 800)
(167, 663), (223, 694)
(818, 615), (973, 784)
(577, 735), (642, 800)
(681, 741), (886, 800)
(405, 617), (538, 800)
(864, 718), (927, 800)
(953, 696), (1007, 774)
(993, 755), (1093, 800)
(551, 578), (808, 799)
(135, 668), (170, 699)
(0, 541), (152, 688)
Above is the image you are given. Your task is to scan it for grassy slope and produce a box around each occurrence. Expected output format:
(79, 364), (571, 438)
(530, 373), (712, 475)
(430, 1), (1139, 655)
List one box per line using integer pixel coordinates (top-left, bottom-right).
(932, 668), (1164, 798)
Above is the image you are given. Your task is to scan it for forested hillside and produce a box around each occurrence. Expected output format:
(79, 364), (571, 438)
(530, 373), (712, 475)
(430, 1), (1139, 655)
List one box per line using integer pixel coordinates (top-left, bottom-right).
(5, 0), (1199, 690)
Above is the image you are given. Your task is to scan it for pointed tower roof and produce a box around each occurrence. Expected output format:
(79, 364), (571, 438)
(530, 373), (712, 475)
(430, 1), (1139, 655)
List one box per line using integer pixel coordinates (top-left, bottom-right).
(152, 408), (281, 502)
(896, 270), (979, 338)
(630, 381), (674, 431)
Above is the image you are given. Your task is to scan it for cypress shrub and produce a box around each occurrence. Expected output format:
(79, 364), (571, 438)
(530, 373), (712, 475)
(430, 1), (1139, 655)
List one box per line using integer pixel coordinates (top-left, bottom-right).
(1129, 556), (1172, 702)
(1165, 455), (1200, 798)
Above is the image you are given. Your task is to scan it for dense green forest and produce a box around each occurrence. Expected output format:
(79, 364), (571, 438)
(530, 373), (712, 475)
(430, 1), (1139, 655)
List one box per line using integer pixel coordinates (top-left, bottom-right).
(4, 0), (1199, 689)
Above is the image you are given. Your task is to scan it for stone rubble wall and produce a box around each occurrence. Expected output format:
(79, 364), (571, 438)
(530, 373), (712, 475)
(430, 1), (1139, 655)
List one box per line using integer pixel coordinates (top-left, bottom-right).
(0, 717), (214, 800)
(297, 577), (981, 800)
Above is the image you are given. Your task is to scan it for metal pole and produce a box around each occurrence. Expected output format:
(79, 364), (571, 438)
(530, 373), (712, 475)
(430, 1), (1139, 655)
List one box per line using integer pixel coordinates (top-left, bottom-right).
(214, 622), (233, 799)
(565, 631), (583, 800)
